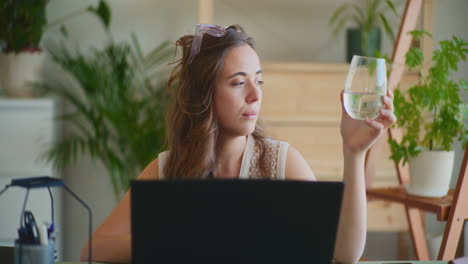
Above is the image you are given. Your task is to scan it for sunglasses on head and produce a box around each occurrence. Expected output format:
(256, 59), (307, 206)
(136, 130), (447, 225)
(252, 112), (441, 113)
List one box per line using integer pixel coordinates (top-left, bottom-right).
(188, 24), (228, 64)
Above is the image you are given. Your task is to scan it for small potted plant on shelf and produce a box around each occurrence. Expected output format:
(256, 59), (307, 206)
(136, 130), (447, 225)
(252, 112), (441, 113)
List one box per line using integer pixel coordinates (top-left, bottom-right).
(0, 0), (110, 97)
(329, 0), (402, 62)
(389, 30), (468, 197)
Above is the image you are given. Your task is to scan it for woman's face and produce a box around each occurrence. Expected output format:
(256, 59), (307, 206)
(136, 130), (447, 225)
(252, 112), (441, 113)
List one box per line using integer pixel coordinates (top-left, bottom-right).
(214, 44), (263, 137)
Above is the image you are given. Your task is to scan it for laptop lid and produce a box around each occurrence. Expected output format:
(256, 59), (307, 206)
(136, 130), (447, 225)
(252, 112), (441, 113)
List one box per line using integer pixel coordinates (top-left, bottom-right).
(131, 180), (344, 264)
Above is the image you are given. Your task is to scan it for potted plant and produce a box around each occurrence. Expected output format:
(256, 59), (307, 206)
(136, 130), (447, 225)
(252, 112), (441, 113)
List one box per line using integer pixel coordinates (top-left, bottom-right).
(37, 10), (174, 198)
(329, 0), (402, 62)
(389, 30), (468, 197)
(0, 0), (110, 97)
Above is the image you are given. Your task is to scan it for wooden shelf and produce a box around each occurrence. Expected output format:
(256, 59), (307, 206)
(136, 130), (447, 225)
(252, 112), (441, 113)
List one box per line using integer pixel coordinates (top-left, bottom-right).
(367, 186), (454, 221)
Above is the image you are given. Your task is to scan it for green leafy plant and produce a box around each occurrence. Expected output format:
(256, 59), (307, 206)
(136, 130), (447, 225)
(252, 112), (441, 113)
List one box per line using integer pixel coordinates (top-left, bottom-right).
(329, 0), (401, 55)
(0, 0), (110, 53)
(389, 30), (468, 165)
(37, 10), (174, 198)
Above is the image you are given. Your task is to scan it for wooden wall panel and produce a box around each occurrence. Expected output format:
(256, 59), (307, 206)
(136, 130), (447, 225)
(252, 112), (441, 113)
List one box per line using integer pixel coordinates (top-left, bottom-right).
(260, 62), (419, 231)
(261, 62), (419, 183)
(261, 63), (419, 122)
(261, 71), (344, 121)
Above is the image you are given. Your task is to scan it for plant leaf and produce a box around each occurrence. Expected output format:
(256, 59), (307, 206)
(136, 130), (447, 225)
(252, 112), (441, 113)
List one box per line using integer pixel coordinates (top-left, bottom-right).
(391, 34), (468, 160)
(329, 3), (349, 27)
(409, 29), (432, 40)
(40, 35), (171, 198)
(332, 14), (356, 37)
(350, 4), (365, 23)
(59, 25), (68, 38)
(364, 0), (380, 31)
(87, 0), (111, 29)
(379, 13), (394, 41)
(384, 0), (398, 16)
(405, 47), (424, 70)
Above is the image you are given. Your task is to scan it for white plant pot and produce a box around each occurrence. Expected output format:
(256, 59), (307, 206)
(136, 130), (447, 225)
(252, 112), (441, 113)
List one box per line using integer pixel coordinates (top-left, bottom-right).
(407, 150), (455, 197)
(0, 51), (45, 97)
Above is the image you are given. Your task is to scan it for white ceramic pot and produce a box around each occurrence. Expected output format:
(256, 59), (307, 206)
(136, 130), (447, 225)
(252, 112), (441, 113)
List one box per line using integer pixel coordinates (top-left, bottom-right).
(407, 150), (455, 197)
(0, 51), (45, 97)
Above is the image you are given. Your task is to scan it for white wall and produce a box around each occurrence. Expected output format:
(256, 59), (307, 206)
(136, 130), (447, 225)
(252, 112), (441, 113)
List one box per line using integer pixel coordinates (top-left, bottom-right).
(44, 0), (468, 260)
(214, 0), (401, 62)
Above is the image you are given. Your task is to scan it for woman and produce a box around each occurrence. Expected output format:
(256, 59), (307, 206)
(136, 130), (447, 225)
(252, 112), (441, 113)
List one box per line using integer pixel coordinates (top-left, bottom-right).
(80, 24), (396, 264)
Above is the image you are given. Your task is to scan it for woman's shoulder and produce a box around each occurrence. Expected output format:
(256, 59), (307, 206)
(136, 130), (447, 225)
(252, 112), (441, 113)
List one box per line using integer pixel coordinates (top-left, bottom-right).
(261, 137), (316, 181)
(252, 136), (314, 180)
(136, 155), (163, 180)
(284, 144), (316, 181)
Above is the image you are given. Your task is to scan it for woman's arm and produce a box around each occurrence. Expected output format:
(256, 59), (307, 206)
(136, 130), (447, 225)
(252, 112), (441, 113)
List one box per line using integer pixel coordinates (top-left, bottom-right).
(285, 89), (395, 264)
(364, 136), (385, 188)
(80, 158), (160, 263)
(284, 145), (366, 264)
(334, 89), (396, 264)
(333, 148), (367, 264)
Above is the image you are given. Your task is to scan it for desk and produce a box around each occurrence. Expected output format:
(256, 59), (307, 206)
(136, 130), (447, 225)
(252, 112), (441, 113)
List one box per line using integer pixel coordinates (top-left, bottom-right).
(56, 260), (448, 264)
(361, 262), (448, 264)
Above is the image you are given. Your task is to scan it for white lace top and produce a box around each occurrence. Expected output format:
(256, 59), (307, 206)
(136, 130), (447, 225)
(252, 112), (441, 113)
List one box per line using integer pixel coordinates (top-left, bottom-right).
(158, 135), (289, 179)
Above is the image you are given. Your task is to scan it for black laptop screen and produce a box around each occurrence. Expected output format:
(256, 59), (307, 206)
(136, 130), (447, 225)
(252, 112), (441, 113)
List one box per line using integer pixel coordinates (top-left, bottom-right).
(131, 179), (343, 264)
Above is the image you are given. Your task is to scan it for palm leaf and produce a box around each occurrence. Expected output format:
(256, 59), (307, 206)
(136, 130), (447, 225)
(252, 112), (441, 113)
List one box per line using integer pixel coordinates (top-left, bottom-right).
(130, 32), (145, 62)
(54, 111), (96, 148)
(364, 0), (380, 31)
(42, 36), (171, 199)
(333, 14), (355, 36)
(379, 13), (394, 41)
(34, 82), (98, 128)
(42, 133), (97, 169)
(329, 3), (349, 27)
(144, 41), (173, 70)
(351, 15), (363, 29)
(128, 34), (148, 88)
(384, 0), (398, 16)
(351, 4), (366, 24)
(362, 31), (369, 55)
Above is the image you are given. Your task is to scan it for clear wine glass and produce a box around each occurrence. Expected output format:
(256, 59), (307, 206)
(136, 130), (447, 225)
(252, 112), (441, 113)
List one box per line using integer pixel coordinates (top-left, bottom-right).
(344, 55), (387, 120)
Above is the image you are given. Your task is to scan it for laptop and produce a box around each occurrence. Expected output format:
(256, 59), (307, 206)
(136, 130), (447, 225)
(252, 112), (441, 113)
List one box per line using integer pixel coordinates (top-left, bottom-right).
(131, 179), (344, 264)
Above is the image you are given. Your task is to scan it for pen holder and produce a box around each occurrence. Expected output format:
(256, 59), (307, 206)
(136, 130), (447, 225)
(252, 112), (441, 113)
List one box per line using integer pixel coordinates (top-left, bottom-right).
(14, 239), (55, 264)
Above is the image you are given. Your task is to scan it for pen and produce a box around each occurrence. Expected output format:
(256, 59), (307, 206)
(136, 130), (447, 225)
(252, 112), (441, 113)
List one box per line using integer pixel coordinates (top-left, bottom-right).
(39, 223), (48, 245)
(48, 222), (55, 237)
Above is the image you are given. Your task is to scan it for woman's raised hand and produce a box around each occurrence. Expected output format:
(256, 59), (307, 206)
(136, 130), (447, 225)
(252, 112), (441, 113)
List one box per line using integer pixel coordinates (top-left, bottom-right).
(340, 88), (397, 154)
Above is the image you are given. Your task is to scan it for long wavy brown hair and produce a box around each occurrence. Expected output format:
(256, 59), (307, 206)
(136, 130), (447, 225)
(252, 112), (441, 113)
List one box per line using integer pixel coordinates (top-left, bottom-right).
(163, 24), (272, 179)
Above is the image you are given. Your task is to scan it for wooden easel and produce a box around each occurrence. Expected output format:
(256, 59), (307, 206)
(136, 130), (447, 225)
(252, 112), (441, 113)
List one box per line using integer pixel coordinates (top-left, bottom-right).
(367, 0), (468, 260)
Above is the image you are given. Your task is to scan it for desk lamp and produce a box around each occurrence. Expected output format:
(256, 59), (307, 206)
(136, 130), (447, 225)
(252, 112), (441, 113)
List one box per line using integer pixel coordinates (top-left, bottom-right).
(0, 176), (92, 264)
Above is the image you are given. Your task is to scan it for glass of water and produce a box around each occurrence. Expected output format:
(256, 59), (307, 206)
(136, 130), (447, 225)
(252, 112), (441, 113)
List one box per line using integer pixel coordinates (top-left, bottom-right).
(344, 55), (387, 120)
